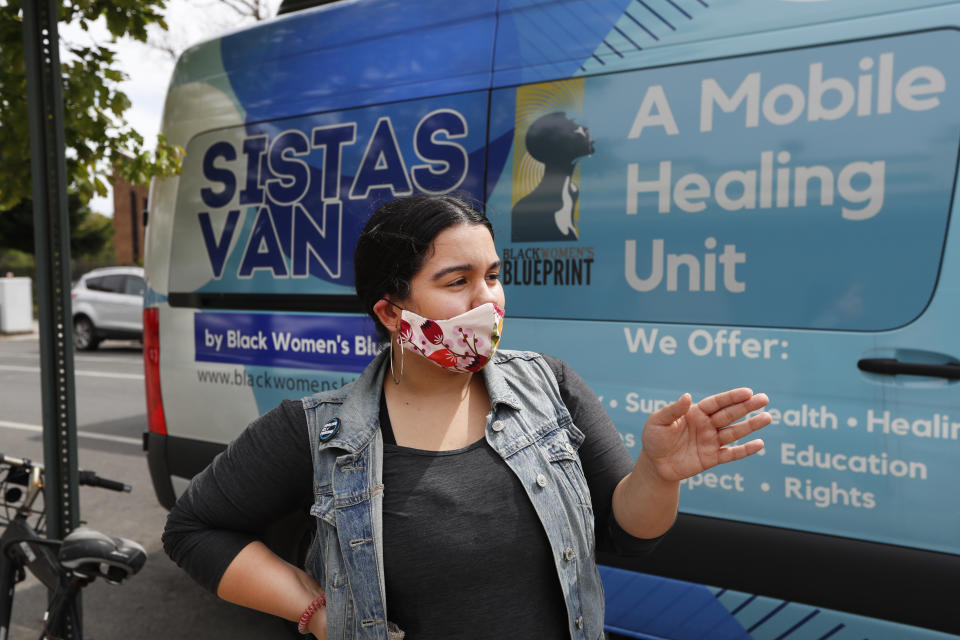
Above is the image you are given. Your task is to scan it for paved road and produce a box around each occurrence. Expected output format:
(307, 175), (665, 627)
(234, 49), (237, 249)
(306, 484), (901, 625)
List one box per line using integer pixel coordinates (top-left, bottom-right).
(0, 331), (299, 639)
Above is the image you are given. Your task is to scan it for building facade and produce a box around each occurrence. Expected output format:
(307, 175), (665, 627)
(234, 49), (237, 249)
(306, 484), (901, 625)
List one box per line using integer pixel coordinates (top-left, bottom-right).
(112, 172), (148, 265)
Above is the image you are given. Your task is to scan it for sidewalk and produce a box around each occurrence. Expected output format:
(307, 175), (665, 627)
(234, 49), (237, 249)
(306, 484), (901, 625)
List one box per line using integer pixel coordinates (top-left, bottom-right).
(1, 322), (140, 349)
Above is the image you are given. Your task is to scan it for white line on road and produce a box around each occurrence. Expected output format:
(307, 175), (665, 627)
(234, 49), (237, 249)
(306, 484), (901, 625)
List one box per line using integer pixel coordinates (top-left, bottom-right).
(0, 420), (142, 446)
(0, 364), (143, 380)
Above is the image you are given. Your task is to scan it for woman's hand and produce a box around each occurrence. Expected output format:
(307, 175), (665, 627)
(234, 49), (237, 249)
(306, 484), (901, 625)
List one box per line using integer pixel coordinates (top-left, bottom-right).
(639, 388), (772, 483)
(306, 606), (327, 639)
(292, 568), (327, 639)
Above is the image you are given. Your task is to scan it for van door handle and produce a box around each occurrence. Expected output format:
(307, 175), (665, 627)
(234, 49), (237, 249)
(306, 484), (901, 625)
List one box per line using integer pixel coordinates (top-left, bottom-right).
(857, 358), (960, 379)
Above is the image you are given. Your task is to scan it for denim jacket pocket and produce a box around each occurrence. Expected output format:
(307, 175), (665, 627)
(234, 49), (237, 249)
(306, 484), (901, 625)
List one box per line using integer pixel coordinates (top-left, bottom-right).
(539, 427), (597, 553)
(309, 490), (356, 639)
(310, 490), (336, 525)
(540, 428), (591, 505)
(306, 491), (336, 586)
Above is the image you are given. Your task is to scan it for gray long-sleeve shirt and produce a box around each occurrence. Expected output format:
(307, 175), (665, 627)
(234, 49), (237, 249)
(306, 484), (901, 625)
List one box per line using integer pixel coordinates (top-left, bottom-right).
(163, 355), (665, 638)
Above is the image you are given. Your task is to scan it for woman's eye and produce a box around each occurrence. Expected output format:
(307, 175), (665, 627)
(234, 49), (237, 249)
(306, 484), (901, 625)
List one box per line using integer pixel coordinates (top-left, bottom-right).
(447, 278), (467, 287)
(487, 272), (500, 281)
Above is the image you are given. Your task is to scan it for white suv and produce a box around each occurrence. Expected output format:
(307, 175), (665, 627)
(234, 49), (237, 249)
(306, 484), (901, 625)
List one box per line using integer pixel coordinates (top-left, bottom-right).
(70, 266), (145, 350)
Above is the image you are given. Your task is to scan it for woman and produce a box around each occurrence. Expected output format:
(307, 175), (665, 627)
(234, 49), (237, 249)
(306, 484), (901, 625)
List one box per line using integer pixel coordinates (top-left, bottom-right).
(163, 195), (771, 639)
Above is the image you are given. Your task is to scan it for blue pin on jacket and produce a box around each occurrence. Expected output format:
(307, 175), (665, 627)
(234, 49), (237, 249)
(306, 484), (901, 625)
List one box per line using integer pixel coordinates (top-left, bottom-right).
(319, 417), (340, 441)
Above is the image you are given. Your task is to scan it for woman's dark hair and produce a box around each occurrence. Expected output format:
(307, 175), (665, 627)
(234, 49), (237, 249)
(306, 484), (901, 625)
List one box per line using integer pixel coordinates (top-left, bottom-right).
(354, 195), (494, 339)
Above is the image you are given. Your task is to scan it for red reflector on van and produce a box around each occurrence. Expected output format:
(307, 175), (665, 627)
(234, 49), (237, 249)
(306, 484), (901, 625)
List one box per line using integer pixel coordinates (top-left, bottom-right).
(143, 308), (167, 436)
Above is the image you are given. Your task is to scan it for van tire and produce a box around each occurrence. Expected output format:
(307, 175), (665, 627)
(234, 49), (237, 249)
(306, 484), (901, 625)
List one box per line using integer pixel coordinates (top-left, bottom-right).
(74, 316), (100, 351)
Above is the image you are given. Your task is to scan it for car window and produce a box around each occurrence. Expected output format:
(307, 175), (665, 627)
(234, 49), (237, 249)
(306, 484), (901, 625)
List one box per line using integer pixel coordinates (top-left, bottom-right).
(124, 276), (146, 296)
(100, 274), (126, 293)
(85, 276), (108, 291)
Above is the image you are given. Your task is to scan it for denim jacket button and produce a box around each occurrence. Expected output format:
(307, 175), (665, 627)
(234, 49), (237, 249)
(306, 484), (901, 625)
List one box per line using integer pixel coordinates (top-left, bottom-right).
(492, 421), (505, 432)
(575, 616), (583, 629)
(564, 547), (575, 561)
(536, 474), (548, 487)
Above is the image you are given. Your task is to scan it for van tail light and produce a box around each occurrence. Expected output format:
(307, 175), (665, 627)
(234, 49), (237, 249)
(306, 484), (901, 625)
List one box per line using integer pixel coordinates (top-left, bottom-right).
(144, 308), (167, 436)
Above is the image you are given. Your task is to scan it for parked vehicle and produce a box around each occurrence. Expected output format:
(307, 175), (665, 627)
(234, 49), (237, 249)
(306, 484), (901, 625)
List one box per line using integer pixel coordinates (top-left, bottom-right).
(143, 1), (960, 638)
(71, 266), (145, 350)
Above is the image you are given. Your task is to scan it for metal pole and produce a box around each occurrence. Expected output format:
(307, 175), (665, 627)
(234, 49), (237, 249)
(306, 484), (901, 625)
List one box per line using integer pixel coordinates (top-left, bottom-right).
(22, 3), (81, 636)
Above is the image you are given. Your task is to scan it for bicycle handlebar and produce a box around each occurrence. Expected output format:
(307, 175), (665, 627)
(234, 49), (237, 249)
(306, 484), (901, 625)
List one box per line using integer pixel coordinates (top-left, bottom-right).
(77, 471), (131, 492)
(1, 454), (132, 492)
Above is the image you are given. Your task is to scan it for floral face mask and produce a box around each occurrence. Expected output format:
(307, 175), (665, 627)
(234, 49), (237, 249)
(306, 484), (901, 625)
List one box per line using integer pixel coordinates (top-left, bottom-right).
(394, 302), (505, 373)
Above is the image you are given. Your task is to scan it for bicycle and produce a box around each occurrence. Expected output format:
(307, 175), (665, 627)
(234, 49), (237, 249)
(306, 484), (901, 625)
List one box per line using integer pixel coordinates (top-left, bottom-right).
(0, 453), (146, 640)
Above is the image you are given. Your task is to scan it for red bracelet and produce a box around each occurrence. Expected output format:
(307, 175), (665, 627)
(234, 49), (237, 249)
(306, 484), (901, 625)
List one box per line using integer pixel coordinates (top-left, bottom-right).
(297, 594), (326, 635)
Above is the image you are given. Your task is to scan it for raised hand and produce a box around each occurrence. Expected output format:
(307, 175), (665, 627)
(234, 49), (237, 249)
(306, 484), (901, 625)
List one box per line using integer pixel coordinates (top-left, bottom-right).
(639, 388), (772, 483)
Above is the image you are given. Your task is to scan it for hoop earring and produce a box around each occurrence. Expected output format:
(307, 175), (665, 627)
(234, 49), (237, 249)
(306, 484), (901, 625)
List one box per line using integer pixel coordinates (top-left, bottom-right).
(390, 335), (404, 384)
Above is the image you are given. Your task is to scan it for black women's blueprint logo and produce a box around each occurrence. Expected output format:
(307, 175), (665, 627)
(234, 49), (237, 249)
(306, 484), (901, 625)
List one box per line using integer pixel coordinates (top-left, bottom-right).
(511, 111), (594, 243)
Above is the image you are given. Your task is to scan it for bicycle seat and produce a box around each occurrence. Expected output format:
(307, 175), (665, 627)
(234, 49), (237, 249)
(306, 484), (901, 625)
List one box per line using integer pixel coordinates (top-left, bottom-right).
(58, 527), (147, 584)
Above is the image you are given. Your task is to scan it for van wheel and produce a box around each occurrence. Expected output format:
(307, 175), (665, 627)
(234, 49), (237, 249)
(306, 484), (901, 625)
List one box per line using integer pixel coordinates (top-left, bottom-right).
(74, 317), (100, 351)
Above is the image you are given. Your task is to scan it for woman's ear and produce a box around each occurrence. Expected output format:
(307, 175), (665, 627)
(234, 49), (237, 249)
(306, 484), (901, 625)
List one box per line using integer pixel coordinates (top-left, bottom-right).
(372, 298), (401, 335)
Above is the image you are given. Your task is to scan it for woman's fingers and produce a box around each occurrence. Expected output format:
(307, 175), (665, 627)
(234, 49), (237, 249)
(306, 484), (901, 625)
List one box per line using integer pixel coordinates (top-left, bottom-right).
(695, 387), (754, 415)
(705, 392), (770, 430)
(716, 438), (765, 464)
(648, 388), (772, 447)
(717, 411), (773, 445)
(649, 392), (693, 427)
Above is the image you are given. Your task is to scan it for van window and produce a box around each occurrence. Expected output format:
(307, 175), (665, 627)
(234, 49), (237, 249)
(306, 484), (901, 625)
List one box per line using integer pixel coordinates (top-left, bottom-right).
(485, 31), (959, 331)
(167, 93), (490, 305)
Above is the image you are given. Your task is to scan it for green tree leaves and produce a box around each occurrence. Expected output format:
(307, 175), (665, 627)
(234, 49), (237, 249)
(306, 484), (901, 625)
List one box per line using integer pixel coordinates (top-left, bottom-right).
(0, 0), (183, 213)
(0, 194), (114, 259)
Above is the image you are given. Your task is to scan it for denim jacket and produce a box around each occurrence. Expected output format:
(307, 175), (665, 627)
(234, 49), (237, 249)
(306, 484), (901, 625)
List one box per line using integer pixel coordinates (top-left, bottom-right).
(302, 349), (605, 640)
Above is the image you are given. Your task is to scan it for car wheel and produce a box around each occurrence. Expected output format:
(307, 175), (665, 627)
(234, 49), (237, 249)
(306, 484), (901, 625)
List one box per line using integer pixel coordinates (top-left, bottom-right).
(74, 316), (100, 351)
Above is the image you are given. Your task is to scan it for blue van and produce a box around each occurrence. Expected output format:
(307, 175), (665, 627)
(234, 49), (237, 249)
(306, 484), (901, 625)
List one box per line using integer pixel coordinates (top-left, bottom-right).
(143, 1), (960, 638)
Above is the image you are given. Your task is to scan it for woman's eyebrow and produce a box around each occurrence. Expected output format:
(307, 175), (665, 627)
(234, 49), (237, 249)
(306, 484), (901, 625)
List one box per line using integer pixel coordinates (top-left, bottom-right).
(430, 264), (472, 281)
(430, 260), (501, 281)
